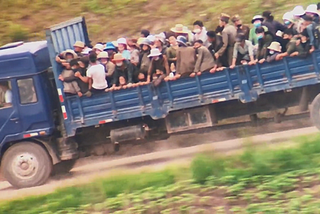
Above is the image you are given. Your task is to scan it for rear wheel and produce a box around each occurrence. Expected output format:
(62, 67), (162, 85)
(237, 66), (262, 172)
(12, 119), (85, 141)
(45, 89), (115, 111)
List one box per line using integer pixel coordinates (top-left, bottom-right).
(1, 142), (52, 188)
(310, 93), (320, 130)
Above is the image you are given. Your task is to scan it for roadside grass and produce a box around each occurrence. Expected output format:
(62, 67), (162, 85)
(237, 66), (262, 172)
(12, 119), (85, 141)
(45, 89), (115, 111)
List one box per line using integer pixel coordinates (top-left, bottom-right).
(1, 133), (320, 213)
(0, 0), (317, 45)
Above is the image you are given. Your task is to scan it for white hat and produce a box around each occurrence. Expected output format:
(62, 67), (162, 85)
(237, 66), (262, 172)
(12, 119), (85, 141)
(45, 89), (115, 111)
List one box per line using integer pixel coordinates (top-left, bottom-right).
(155, 33), (166, 43)
(251, 15), (264, 23)
(93, 44), (104, 51)
(97, 51), (109, 59)
(282, 11), (294, 23)
(147, 35), (155, 43)
(268, 41), (282, 52)
(147, 48), (162, 57)
(305, 4), (318, 14)
(292, 5), (305, 17)
(276, 30), (283, 37)
(81, 47), (92, 55)
(117, 38), (127, 45)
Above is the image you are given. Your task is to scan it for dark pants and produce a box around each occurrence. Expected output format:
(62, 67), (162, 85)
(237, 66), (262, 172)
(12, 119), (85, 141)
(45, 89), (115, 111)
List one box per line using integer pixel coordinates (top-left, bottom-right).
(90, 87), (106, 94)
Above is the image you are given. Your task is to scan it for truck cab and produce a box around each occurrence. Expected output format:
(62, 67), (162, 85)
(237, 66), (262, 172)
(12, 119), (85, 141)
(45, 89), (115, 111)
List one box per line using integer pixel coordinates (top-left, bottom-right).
(0, 41), (60, 188)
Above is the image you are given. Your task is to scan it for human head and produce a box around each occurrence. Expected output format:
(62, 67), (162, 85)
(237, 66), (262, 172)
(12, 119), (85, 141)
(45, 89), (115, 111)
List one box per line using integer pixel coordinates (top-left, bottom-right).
(140, 29), (150, 38)
(267, 41), (282, 54)
(255, 27), (265, 40)
(112, 53), (125, 66)
(300, 29), (309, 43)
(138, 72), (146, 81)
(69, 59), (79, 70)
(303, 15), (313, 26)
(262, 11), (274, 22)
(148, 48), (162, 60)
(283, 28), (294, 40)
(78, 57), (89, 68)
(62, 49), (77, 60)
(235, 33), (246, 44)
(155, 33), (165, 48)
(168, 36), (177, 46)
(193, 20), (204, 34)
(206, 31), (216, 43)
(89, 52), (97, 64)
(139, 39), (151, 51)
(93, 44), (104, 55)
(219, 13), (230, 27)
(305, 4), (318, 16)
(231, 15), (242, 27)
(119, 76), (126, 86)
(176, 35), (188, 47)
(73, 41), (85, 53)
(193, 40), (203, 49)
(117, 38), (127, 52)
(0, 81), (9, 90)
(283, 12), (294, 26)
(97, 51), (110, 64)
(251, 15), (264, 28)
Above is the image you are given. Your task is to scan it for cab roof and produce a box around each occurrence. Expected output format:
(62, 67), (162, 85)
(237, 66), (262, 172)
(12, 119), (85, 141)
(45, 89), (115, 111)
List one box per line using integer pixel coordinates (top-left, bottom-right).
(0, 41), (51, 79)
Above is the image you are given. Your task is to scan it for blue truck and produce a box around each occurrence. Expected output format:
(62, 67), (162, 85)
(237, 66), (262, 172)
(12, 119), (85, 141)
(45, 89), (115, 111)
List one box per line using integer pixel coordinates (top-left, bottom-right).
(1, 17), (320, 188)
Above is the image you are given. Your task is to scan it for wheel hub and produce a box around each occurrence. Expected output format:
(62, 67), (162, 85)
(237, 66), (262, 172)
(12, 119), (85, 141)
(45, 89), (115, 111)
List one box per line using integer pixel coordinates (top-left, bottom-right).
(12, 153), (38, 178)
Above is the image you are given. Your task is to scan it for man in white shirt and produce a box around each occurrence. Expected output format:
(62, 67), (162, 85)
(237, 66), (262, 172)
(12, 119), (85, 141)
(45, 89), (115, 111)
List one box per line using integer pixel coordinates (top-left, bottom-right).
(0, 81), (12, 107)
(75, 53), (108, 94)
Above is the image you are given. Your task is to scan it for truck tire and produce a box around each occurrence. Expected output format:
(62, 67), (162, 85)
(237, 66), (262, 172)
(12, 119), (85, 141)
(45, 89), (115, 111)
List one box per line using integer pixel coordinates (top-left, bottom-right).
(51, 159), (76, 175)
(1, 142), (52, 188)
(310, 93), (320, 130)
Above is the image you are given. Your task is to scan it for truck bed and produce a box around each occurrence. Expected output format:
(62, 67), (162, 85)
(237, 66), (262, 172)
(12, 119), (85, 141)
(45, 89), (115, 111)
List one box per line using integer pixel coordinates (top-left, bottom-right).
(46, 17), (320, 137)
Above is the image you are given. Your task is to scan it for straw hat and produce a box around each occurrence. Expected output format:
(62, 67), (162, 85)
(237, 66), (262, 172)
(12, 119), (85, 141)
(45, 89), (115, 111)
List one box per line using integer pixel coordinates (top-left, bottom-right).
(97, 51), (109, 59)
(147, 48), (162, 57)
(73, 41), (85, 48)
(292, 5), (305, 17)
(61, 49), (78, 59)
(112, 53), (125, 62)
(93, 44), (104, 51)
(268, 42), (282, 52)
(305, 4), (318, 15)
(251, 15), (264, 23)
(117, 38), (127, 45)
(137, 37), (145, 45)
(170, 24), (189, 34)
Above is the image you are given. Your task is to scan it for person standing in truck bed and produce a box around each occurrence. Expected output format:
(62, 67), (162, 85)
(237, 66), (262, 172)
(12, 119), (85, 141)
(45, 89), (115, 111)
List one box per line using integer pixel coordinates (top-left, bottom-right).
(215, 13), (237, 67)
(75, 52), (108, 94)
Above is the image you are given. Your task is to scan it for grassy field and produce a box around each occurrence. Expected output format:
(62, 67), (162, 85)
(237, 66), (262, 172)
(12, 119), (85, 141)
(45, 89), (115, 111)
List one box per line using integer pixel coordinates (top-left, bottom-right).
(0, 0), (317, 46)
(1, 134), (320, 213)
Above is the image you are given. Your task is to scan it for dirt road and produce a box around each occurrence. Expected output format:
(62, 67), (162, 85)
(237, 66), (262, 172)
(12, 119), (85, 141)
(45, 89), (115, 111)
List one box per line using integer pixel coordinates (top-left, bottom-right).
(0, 121), (318, 201)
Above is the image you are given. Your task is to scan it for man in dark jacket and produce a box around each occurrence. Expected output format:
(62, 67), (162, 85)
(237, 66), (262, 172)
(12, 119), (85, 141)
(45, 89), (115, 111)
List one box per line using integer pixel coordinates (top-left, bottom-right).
(231, 15), (250, 40)
(255, 27), (274, 61)
(111, 53), (134, 89)
(206, 31), (228, 67)
(262, 11), (286, 36)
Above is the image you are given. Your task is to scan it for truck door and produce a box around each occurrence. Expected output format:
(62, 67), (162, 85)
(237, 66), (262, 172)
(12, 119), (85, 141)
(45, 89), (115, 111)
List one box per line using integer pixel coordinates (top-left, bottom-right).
(0, 80), (21, 144)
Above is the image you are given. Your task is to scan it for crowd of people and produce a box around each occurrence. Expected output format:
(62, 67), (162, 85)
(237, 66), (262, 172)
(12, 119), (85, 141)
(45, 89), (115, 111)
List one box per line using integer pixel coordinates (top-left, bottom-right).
(56, 4), (320, 97)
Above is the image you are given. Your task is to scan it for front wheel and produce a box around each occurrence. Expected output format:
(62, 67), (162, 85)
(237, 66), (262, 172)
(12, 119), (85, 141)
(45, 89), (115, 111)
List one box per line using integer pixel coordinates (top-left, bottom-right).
(310, 93), (320, 130)
(1, 142), (52, 188)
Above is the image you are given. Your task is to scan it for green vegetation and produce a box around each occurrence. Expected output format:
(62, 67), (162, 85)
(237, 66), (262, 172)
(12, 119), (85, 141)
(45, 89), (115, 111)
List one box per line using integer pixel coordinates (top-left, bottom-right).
(1, 134), (320, 213)
(0, 0), (316, 45)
